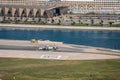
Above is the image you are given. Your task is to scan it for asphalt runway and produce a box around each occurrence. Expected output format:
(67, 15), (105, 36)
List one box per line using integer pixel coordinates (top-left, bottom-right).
(0, 45), (83, 53)
(0, 45), (37, 51)
(1, 45), (120, 57)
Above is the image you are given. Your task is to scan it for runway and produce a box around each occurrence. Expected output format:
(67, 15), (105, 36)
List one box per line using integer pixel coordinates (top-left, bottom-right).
(0, 39), (120, 60)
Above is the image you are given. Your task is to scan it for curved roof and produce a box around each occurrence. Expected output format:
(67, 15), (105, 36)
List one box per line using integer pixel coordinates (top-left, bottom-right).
(0, 4), (68, 10)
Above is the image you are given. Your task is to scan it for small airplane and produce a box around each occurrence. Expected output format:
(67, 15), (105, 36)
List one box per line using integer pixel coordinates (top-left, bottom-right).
(38, 45), (58, 51)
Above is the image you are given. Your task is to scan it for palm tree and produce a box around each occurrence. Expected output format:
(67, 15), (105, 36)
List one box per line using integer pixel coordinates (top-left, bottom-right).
(57, 19), (61, 25)
(14, 17), (18, 23)
(78, 20), (81, 24)
(32, 15), (35, 22)
(109, 22), (114, 27)
(38, 17), (41, 22)
(69, 16), (73, 22)
(91, 19), (94, 25)
(20, 16), (23, 21)
(71, 21), (76, 25)
(100, 20), (103, 26)
(78, 16), (82, 24)
(3, 16), (6, 21)
(26, 18), (28, 22)
(51, 18), (54, 23)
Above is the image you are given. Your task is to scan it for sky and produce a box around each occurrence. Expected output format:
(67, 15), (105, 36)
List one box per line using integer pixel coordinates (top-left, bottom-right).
(38, 0), (94, 1)
(39, 0), (94, 1)
(61, 0), (94, 1)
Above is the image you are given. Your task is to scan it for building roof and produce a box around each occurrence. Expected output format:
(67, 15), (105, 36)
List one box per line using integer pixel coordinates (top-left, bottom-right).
(0, 4), (68, 10)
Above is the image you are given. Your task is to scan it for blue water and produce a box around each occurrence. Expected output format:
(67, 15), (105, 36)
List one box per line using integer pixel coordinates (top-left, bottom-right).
(0, 28), (120, 50)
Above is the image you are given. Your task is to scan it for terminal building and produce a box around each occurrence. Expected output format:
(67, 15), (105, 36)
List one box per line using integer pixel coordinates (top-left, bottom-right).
(0, 0), (120, 19)
(37, 0), (120, 14)
(0, 0), (68, 19)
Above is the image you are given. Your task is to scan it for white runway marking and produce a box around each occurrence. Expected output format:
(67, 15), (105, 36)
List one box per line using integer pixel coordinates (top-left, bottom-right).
(41, 55), (62, 59)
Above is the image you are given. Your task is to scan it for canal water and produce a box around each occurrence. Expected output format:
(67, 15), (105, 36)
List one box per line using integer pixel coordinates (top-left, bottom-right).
(0, 28), (120, 50)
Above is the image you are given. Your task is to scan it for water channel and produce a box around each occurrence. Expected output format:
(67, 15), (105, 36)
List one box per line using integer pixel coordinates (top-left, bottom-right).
(0, 28), (120, 50)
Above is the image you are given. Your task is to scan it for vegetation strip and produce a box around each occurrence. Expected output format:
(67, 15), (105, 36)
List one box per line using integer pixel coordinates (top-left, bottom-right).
(0, 58), (120, 80)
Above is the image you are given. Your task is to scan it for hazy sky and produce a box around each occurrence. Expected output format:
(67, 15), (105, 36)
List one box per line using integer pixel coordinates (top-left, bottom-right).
(39, 0), (94, 1)
(61, 0), (94, 1)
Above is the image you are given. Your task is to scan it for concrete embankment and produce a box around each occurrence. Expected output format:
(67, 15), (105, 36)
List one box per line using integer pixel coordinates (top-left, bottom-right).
(0, 24), (120, 30)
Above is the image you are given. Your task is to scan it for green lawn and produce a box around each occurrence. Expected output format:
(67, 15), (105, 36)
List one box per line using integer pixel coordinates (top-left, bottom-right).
(0, 58), (120, 80)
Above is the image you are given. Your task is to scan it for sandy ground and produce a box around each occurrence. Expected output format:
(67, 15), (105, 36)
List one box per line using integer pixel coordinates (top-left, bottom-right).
(0, 24), (120, 30)
(0, 39), (120, 60)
